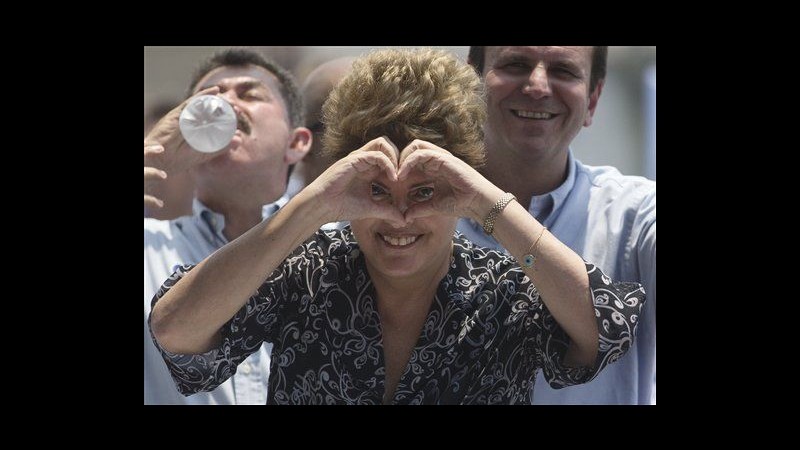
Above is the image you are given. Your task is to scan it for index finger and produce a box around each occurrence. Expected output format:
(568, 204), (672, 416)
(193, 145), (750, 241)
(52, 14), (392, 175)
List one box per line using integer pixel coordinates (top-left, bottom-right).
(350, 150), (397, 181)
(173, 86), (222, 114)
(356, 136), (400, 179)
(398, 139), (450, 179)
(373, 137), (400, 168)
(167, 86), (223, 120)
(189, 85), (221, 100)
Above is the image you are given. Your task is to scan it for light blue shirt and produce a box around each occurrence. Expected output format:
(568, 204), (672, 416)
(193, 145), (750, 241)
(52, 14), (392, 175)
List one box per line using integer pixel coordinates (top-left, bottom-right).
(144, 199), (281, 405)
(458, 151), (656, 405)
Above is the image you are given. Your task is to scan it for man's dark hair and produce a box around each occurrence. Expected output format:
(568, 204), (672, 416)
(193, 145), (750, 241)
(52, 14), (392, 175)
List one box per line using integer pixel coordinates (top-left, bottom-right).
(468, 46), (608, 95)
(187, 48), (305, 128)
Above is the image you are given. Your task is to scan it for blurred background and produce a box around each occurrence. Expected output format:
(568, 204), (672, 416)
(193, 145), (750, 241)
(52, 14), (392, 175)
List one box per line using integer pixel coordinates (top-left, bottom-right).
(145, 46), (656, 180)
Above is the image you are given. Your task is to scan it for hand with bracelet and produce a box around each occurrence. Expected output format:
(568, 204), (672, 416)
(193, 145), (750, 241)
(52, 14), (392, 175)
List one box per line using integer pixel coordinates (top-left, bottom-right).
(398, 138), (600, 362)
(399, 140), (551, 271)
(149, 48), (646, 405)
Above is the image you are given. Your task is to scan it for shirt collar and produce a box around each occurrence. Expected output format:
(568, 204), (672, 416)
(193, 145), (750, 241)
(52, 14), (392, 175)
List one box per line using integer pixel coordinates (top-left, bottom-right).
(524, 149), (576, 223)
(547, 149), (577, 214)
(192, 198), (227, 245)
(191, 196), (287, 246)
(264, 194), (289, 219)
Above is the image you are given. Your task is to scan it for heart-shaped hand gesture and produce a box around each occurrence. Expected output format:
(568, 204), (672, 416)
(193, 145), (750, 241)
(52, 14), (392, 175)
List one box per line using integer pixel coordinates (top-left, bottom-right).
(306, 137), (502, 227)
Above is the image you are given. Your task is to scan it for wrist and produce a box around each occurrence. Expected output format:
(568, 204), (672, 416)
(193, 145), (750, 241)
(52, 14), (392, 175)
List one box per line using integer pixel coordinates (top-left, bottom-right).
(479, 190), (516, 235)
(468, 186), (505, 223)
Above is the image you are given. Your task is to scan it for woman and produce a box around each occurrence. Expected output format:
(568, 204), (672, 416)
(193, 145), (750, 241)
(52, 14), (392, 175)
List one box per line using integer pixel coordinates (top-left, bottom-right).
(149, 48), (644, 404)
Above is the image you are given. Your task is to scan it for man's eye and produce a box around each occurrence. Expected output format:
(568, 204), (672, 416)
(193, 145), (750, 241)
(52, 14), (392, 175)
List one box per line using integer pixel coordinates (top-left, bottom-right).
(411, 186), (434, 202)
(371, 183), (388, 197)
(552, 67), (578, 78)
(243, 91), (264, 100)
(501, 62), (529, 73)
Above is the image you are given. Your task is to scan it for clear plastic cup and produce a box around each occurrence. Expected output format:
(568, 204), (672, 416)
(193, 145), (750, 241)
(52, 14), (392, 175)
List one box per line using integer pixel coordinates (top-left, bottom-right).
(179, 95), (237, 153)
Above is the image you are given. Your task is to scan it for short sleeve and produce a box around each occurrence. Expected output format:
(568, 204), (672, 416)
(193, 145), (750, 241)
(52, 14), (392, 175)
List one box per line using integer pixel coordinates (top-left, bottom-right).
(537, 262), (646, 389)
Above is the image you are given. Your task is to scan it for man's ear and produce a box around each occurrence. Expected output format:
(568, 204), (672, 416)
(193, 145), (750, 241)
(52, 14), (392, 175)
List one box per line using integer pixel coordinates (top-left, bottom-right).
(584, 79), (604, 127)
(285, 126), (312, 164)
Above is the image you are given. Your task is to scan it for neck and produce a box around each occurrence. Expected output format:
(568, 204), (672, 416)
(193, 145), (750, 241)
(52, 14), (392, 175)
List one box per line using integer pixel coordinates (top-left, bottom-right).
(292, 162), (312, 189)
(197, 194), (265, 241)
(481, 145), (569, 209)
(221, 209), (264, 241)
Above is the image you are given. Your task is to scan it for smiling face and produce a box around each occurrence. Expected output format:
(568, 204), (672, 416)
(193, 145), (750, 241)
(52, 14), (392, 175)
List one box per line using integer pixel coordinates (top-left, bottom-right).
(482, 46), (601, 161)
(324, 49), (484, 284)
(191, 64), (296, 203)
(350, 167), (456, 282)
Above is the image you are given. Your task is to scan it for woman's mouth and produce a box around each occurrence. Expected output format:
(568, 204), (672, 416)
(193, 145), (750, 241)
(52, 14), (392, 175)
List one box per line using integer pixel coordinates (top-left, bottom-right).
(377, 233), (422, 248)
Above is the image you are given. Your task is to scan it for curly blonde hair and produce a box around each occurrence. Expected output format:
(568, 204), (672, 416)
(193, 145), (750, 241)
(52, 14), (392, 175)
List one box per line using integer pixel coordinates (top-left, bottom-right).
(321, 48), (486, 168)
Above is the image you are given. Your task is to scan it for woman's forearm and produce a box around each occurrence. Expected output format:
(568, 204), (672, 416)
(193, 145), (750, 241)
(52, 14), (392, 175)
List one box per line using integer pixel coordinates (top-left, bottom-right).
(486, 199), (598, 367)
(150, 188), (329, 354)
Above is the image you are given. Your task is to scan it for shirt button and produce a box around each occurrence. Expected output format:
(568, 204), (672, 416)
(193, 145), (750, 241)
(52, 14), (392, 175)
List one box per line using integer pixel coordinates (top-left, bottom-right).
(241, 363), (251, 375)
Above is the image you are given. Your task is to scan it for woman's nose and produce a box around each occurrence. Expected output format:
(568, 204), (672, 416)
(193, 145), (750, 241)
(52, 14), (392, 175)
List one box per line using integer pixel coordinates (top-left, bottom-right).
(394, 197), (409, 214)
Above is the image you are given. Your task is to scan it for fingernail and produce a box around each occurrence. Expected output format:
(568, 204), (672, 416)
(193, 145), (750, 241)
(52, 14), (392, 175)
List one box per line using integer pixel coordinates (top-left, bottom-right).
(159, 170), (168, 179)
(156, 199), (164, 208)
(146, 145), (164, 153)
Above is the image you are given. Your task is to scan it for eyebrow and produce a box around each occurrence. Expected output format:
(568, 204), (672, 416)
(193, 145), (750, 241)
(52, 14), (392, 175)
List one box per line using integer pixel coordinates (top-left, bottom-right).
(494, 51), (529, 62)
(496, 51), (581, 69)
(235, 80), (268, 91)
(371, 181), (434, 189)
(409, 181), (435, 189)
(197, 79), (268, 93)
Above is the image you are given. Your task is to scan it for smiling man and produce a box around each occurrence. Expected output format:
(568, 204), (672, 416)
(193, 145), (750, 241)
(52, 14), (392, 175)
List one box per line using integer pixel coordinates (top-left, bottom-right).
(459, 46), (656, 405)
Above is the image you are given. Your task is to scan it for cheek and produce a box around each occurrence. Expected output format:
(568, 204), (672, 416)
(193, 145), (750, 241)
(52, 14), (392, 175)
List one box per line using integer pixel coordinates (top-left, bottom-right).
(485, 77), (505, 97)
(565, 88), (591, 111)
(252, 105), (290, 130)
(486, 74), (521, 98)
(349, 219), (375, 242)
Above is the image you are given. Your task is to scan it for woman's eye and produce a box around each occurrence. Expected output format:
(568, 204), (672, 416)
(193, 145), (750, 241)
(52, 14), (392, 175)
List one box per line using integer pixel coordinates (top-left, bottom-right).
(371, 183), (388, 197)
(411, 186), (434, 202)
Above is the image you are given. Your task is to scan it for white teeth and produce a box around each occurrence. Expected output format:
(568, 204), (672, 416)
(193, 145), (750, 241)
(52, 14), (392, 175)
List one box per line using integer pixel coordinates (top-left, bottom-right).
(380, 234), (418, 247)
(515, 110), (553, 119)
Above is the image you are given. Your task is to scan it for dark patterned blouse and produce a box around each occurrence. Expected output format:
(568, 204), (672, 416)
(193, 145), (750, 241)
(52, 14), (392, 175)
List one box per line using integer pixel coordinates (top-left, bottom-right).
(150, 226), (645, 404)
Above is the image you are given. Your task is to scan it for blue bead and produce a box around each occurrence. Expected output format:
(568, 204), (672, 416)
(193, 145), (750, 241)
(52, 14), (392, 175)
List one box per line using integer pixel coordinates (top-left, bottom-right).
(523, 255), (534, 267)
